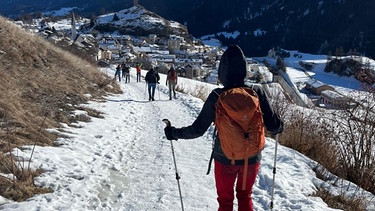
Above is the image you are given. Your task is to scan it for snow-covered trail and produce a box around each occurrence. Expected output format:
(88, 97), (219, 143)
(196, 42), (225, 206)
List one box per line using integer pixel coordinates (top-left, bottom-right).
(98, 74), (218, 210)
(1, 72), (217, 210)
(2, 68), (373, 211)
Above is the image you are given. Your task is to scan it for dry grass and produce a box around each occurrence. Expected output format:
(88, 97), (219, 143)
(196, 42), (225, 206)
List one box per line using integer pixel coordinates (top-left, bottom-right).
(311, 187), (366, 211)
(175, 83), (210, 101)
(279, 108), (373, 209)
(0, 16), (121, 201)
(279, 110), (340, 172)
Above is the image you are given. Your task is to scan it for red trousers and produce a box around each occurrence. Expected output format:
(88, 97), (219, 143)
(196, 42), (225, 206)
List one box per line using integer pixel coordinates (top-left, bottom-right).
(214, 160), (260, 211)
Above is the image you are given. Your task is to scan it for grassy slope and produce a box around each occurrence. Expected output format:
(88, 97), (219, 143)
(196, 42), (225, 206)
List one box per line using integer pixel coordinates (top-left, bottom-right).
(0, 16), (121, 201)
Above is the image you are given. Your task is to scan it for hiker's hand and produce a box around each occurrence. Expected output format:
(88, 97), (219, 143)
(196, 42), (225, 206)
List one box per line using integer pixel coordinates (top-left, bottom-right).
(164, 126), (178, 140)
(270, 121), (283, 135)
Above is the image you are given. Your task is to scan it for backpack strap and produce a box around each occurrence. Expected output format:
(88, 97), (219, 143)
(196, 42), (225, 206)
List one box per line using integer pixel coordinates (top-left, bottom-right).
(242, 149), (250, 190)
(206, 88), (226, 175)
(206, 90), (222, 175)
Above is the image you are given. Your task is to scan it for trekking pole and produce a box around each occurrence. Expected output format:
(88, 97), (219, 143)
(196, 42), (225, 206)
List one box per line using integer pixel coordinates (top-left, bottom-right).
(144, 82), (147, 100)
(158, 83), (161, 100)
(270, 133), (279, 210)
(162, 119), (185, 211)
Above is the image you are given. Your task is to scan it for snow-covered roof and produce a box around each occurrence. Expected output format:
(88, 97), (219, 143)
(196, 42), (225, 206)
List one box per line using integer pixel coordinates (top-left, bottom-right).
(133, 46), (152, 53)
(305, 78), (327, 88)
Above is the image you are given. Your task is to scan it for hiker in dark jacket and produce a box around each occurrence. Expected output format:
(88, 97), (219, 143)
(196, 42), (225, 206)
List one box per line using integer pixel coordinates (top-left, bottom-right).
(115, 64), (121, 82)
(145, 67), (160, 101)
(164, 45), (283, 211)
(123, 63), (130, 83)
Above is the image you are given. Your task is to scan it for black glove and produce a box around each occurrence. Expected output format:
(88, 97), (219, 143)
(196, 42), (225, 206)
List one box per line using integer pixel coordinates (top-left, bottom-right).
(270, 121), (284, 135)
(164, 126), (178, 140)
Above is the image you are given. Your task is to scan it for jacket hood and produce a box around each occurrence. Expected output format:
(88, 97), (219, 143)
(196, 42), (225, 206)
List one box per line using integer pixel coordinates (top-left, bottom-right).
(218, 45), (247, 88)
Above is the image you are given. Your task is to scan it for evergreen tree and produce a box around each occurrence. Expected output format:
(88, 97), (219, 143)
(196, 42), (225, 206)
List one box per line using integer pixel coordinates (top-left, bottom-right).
(113, 13), (120, 21)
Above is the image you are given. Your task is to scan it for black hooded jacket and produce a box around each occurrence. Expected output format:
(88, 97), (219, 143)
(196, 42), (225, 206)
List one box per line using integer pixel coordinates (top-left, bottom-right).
(145, 68), (160, 83)
(170, 45), (283, 165)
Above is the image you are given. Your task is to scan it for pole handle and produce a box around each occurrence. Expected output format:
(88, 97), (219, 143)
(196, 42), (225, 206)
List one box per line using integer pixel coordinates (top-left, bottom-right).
(162, 119), (171, 127)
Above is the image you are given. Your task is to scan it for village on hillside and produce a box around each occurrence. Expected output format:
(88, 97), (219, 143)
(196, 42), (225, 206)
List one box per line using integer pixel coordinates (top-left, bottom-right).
(13, 1), (375, 112)
(13, 1), (271, 86)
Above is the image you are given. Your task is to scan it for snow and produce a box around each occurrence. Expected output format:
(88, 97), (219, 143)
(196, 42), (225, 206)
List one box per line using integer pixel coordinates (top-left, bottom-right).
(95, 7), (184, 30)
(0, 57), (374, 210)
(45, 18), (90, 31)
(43, 7), (77, 17)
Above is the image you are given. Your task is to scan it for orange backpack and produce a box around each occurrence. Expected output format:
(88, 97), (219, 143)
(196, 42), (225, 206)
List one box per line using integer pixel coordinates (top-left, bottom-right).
(215, 87), (265, 190)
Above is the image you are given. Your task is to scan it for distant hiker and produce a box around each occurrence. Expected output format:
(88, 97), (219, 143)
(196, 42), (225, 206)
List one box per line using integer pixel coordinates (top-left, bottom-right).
(136, 63), (142, 82)
(122, 63), (130, 83)
(145, 67), (160, 101)
(163, 45), (283, 211)
(115, 64), (121, 82)
(166, 65), (178, 100)
(121, 63), (126, 79)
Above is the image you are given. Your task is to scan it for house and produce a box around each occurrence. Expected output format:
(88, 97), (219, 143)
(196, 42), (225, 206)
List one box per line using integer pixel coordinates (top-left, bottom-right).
(305, 79), (334, 95)
(168, 35), (184, 51)
(115, 35), (132, 45)
(101, 50), (112, 60)
(148, 34), (157, 44)
(320, 90), (353, 108)
(184, 64), (202, 79)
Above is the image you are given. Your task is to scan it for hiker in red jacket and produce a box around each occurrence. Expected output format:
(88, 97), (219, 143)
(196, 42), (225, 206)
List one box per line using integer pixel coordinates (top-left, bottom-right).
(166, 65), (178, 100)
(136, 63), (142, 82)
(164, 45), (283, 211)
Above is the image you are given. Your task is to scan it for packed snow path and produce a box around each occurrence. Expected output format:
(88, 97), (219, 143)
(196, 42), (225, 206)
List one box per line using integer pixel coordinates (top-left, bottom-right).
(1, 69), (372, 210)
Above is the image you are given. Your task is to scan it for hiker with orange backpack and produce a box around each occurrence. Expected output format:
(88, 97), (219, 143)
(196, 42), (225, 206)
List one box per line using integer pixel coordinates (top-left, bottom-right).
(163, 45), (283, 211)
(166, 65), (178, 100)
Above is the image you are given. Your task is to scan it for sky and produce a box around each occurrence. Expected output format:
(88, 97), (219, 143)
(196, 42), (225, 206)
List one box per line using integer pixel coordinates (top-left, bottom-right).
(0, 51), (374, 210)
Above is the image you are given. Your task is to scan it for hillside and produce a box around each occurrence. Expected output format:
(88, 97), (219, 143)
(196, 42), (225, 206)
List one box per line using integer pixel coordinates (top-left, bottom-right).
(0, 16), (121, 200)
(93, 6), (190, 41)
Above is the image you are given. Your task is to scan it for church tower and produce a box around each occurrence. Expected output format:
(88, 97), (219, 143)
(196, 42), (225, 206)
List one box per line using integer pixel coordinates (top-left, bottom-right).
(71, 12), (77, 41)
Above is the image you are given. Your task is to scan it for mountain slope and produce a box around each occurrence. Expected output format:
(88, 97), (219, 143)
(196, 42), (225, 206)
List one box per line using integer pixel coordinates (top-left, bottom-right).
(142, 0), (375, 57)
(93, 6), (190, 40)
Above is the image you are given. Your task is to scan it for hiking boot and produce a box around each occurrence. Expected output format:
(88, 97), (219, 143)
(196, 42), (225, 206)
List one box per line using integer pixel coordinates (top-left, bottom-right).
(152, 98), (155, 101)
(169, 97), (172, 100)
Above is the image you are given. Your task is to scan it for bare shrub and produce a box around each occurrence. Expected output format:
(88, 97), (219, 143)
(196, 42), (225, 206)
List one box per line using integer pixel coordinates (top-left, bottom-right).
(194, 85), (209, 101)
(280, 109), (340, 172)
(175, 83), (211, 101)
(175, 83), (186, 94)
(324, 90), (375, 194)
